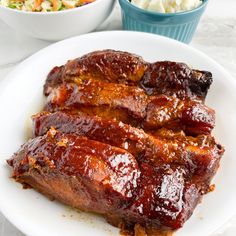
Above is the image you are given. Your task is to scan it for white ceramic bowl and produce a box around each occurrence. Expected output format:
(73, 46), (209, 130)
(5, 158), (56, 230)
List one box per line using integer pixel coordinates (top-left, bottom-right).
(0, 0), (115, 41)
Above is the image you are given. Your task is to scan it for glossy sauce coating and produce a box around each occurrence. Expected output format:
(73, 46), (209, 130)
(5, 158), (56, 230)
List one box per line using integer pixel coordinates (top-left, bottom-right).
(44, 50), (212, 101)
(8, 130), (140, 211)
(44, 50), (147, 95)
(8, 130), (203, 230)
(7, 50), (224, 235)
(126, 164), (200, 229)
(44, 79), (215, 136)
(64, 50), (148, 84)
(32, 111), (223, 182)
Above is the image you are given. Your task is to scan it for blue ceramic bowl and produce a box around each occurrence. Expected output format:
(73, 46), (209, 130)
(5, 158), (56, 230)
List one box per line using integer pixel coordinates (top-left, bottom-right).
(118, 0), (208, 43)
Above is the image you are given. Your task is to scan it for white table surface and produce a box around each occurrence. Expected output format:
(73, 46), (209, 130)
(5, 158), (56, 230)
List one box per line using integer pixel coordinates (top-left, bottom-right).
(0, 0), (235, 235)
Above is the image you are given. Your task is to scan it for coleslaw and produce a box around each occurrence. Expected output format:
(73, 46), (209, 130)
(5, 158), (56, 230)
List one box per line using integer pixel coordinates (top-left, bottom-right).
(0, 0), (95, 12)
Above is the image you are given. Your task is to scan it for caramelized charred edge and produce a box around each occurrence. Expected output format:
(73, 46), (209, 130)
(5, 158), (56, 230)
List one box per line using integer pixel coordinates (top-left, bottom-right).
(44, 81), (215, 136)
(140, 62), (212, 101)
(32, 111), (224, 182)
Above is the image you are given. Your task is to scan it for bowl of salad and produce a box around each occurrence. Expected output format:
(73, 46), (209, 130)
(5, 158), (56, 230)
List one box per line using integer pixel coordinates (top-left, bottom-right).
(0, 0), (115, 40)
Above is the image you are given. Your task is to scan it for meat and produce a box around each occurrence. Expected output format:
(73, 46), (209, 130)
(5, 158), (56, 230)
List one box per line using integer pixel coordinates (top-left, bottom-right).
(44, 80), (215, 135)
(44, 50), (212, 101)
(44, 66), (64, 96)
(45, 80), (148, 123)
(44, 50), (147, 96)
(7, 129), (204, 230)
(7, 50), (224, 235)
(140, 61), (212, 100)
(32, 111), (223, 182)
(8, 130), (140, 212)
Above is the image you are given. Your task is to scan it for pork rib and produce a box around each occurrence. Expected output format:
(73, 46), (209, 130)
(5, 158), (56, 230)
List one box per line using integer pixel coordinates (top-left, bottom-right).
(44, 50), (212, 101)
(44, 80), (215, 135)
(32, 111), (223, 182)
(8, 130), (208, 230)
(44, 50), (147, 96)
(140, 61), (212, 100)
(8, 130), (140, 211)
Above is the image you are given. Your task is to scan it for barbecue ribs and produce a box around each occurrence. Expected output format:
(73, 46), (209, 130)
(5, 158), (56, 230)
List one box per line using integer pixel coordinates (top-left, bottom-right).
(8, 129), (223, 230)
(8, 50), (224, 235)
(44, 50), (212, 101)
(44, 80), (215, 135)
(32, 111), (222, 181)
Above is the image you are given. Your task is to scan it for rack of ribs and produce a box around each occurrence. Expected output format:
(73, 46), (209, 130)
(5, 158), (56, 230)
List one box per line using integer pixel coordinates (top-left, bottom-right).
(8, 50), (224, 235)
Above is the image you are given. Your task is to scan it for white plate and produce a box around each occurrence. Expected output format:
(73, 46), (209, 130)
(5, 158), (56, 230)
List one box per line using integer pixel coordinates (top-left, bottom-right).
(0, 31), (236, 236)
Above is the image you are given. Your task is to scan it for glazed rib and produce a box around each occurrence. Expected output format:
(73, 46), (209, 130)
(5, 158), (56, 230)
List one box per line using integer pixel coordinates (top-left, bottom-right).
(8, 130), (140, 212)
(44, 80), (215, 135)
(45, 80), (147, 126)
(32, 111), (223, 182)
(7, 130), (204, 230)
(140, 61), (212, 100)
(44, 50), (212, 100)
(44, 50), (147, 96)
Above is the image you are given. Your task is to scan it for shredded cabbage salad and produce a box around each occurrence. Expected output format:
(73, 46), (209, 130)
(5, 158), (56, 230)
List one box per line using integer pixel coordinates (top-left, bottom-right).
(0, 0), (95, 11)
